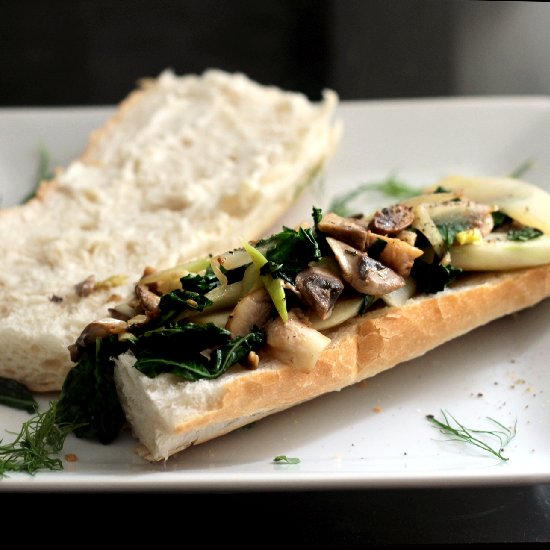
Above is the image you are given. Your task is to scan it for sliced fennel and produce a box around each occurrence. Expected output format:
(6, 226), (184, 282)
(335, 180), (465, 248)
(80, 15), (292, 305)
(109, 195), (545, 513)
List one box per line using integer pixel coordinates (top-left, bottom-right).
(432, 176), (550, 234)
(450, 234), (550, 270)
(243, 242), (288, 322)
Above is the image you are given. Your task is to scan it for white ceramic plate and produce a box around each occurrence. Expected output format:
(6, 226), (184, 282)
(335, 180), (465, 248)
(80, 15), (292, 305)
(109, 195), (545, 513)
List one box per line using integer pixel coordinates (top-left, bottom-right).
(1, 99), (550, 491)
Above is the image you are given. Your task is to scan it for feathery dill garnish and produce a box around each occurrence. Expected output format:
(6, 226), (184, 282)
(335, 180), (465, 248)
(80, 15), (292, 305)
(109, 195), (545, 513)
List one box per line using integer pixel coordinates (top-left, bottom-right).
(509, 158), (534, 180)
(329, 175), (421, 216)
(426, 410), (516, 461)
(21, 144), (54, 204)
(0, 401), (80, 476)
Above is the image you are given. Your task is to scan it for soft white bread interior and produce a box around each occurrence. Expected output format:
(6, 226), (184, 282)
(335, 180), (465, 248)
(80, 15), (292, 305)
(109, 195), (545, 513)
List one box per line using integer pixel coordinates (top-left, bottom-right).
(114, 264), (550, 461)
(0, 70), (340, 391)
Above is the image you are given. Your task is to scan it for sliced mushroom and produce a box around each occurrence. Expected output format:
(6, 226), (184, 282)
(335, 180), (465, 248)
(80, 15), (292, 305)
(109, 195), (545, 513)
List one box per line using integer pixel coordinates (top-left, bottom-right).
(75, 275), (96, 297)
(226, 287), (273, 337)
(295, 266), (344, 320)
(68, 318), (128, 362)
(427, 199), (495, 237)
(365, 231), (424, 277)
(372, 204), (414, 235)
(318, 212), (369, 250)
(135, 283), (161, 315)
(326, 237), (405, 295)
(266, 310), (331, 372)
(108, 303), (137, 321)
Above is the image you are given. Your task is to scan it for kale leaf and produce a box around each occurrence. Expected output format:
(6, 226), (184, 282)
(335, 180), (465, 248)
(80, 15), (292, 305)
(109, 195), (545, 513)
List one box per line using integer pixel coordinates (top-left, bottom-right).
(436, 221), (470, 249)
(507, 226), (543, 241)
(133, 323), (265, 381)
(0, 377), (38, 414)
(312, 206), (323, 227)
(180, 266), (219, 293)
(411, 259), (463, 294)
(156, 289), (213, 326)
(367, 238), (387, 260)
(358, 294), (376, 314)
(56, 336), (129, 444)
(258, 224), (322, 283)
(492, 210), (512, 228)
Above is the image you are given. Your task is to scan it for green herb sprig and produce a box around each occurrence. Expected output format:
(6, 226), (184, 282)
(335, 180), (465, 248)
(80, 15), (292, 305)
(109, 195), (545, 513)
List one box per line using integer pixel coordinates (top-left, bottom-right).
(0, 401), (80, 476)
(329, 176), (421, 217)
(273, 455), (301, 464)
(22, 144), (54, 204)
(509, 158), (534, 180)
(426, 410), (516, 461)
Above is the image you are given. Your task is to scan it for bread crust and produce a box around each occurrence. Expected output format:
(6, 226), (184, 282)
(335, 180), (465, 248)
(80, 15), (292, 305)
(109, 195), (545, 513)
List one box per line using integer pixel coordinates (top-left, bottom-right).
(115, 264), (550, 461)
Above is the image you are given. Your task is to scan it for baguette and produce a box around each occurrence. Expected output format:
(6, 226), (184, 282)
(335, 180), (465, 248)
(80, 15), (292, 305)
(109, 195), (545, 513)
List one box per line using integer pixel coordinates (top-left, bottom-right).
(115, 266), (550, 461)
(57, 175), (546, 462)
(0, 70), (340, 392)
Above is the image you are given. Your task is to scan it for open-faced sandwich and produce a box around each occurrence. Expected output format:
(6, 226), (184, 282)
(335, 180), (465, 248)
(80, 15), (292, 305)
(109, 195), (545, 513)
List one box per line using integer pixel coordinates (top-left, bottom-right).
(54, 175), (550, 462)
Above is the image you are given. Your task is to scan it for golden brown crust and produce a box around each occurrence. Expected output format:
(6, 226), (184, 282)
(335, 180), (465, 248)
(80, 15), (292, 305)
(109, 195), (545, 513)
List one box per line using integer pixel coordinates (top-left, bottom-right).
(133, 265), (550, 460)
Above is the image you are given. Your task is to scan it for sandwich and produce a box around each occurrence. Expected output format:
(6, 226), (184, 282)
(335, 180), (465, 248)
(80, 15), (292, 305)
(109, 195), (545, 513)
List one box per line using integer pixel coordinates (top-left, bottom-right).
(0, 70), (340, 392)
(56, 174), (550, 461)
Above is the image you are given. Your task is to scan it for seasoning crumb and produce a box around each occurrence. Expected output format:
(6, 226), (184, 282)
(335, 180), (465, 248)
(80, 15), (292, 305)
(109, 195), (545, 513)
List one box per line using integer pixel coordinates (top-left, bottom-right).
(494, 381), (499, 386)
(64, 453), (78, 462)
(373, 406), (383, 413)
(49, 294), (63, 303)
(403, 452), (408, 456)
(476, 393), (483, 398)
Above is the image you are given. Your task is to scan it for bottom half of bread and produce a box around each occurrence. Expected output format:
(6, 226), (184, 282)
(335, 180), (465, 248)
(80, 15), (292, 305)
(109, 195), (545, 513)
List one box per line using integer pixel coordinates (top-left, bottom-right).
(114, 265), (550, 461)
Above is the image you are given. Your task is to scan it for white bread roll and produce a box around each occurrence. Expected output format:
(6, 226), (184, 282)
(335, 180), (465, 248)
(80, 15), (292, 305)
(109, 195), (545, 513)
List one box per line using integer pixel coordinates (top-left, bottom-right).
(114, 265), (550, 461)
(0, 70), (340, 391)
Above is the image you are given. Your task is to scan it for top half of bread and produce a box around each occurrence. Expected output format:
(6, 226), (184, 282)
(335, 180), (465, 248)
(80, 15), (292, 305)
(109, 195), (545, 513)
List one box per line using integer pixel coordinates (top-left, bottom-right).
(0, 70), (340, 391)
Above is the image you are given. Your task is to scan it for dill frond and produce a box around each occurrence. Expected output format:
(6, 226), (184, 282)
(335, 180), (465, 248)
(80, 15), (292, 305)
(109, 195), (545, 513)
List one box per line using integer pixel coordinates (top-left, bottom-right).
(0, 401), (77, 476)
(329, 175), (421, 216)
(426, 410), (516, 461)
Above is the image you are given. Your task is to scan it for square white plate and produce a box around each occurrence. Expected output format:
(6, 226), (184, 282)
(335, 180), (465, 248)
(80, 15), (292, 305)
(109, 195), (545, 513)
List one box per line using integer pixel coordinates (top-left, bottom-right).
(1, 98), (549, 491)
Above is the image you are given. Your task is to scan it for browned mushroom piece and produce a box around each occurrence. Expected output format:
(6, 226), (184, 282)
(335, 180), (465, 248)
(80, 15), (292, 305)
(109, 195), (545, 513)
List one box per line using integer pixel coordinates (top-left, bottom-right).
(318, 212), (369, 250)
(68, 318), (128, 362)
(372, 204), (415, 235)
(295, 266), (344, 320)
(226, 287), (273, 338)
(326, 237), (405, 295)
(135, 283), (161, 315)
(365, 231), (424, 277)
(75, 275), (96, 297)
(428, 199), (495, 237)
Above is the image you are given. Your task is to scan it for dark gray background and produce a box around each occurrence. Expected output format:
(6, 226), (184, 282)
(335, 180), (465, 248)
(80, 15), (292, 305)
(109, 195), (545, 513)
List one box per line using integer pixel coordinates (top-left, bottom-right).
(2, 0), (550, 542)
(1, 0), (454, 105)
